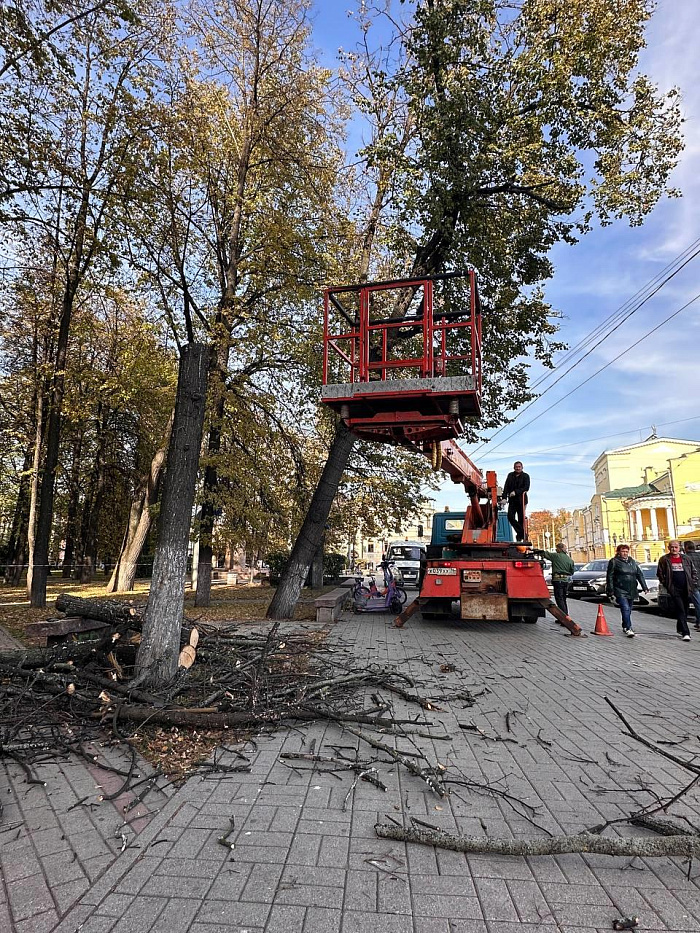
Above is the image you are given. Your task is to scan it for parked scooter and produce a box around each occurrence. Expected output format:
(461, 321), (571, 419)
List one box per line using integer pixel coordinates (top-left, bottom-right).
(352, 560), (408, 613)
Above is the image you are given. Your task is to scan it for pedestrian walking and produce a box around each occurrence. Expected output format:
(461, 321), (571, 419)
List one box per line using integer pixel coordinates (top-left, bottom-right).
(502, 461), (530, 541)
(606, 543), (648, 638)
(534, 542), (574, 616)
(657, 540), (698, 641)
(683, 541), (700, 630)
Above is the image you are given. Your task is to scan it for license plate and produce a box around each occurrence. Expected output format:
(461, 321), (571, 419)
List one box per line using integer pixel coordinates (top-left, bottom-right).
(572, 585), (587, 590)
(463, 570), (481, 582)
(427, 567), (457, 575)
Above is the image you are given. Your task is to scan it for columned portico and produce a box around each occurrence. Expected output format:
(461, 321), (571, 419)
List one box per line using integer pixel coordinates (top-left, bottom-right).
(621, 493), (675, 561)
(666, 506), (676, 539)
(650, 508), (659, 540)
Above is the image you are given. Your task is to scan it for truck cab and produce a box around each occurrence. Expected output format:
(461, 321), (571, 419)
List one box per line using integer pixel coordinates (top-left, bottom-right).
(385, 540), (427, 587)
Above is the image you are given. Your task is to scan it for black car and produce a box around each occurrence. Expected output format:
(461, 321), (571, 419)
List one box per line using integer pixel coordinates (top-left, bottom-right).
(567, 559), (610, 599)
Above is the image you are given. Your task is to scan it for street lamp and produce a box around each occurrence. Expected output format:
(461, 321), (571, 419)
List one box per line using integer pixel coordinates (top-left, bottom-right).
(544, 530), (551, 549)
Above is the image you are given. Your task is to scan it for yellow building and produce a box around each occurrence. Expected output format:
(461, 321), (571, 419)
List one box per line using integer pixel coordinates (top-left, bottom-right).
(562, 437), (700, 563)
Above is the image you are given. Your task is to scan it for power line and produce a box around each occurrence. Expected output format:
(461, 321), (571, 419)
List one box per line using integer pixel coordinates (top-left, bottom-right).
(478, 290), (700, 459)
(432, 413), (700, 494)
(529, 237), (700, 391)
(478, 414), (700, 459)
(469, 239), (700, 458)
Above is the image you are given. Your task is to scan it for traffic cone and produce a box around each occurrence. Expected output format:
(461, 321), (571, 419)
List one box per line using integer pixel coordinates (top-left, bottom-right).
(593, 603), (613, 636)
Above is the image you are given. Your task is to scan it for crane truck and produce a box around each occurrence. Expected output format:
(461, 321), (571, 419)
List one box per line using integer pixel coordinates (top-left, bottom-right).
(320, 273), (569, 628)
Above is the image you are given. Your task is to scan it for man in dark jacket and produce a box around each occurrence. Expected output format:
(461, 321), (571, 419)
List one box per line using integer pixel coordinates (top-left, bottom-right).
(502, 461), (530, 541)
(683, 541), (700, 630)
(658, 541), (698, 640)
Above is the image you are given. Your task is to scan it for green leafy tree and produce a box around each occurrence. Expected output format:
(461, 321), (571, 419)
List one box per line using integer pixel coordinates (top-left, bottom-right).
(0, 2), (166, 605)
(268, 0), (683, 618)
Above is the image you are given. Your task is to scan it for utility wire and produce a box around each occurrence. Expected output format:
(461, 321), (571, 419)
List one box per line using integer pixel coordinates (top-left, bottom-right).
(478, 290), (700, 459)
(529, 236), (700, 390)
(469, 239), (700, 459)
(478, 414), (700, 459)
(432, 415), (700, 493)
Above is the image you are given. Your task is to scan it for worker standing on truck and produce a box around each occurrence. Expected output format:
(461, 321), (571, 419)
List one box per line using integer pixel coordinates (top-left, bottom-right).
(502, 461), (530, 541)
(534, 542), (574, 616)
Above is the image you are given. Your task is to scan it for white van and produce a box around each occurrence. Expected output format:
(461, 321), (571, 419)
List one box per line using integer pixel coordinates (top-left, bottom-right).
(385, 540), (427, 587)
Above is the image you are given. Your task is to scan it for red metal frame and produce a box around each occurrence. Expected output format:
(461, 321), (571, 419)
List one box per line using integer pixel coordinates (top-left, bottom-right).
(321, 273), (483, 446)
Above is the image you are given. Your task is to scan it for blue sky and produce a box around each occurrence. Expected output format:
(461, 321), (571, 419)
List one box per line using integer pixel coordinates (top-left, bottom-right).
(311, 1), (700, 514)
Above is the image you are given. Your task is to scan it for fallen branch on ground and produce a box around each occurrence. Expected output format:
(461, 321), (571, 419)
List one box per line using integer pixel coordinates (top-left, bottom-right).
(344, 725), (446, 796)
(374, 823), (700, 857)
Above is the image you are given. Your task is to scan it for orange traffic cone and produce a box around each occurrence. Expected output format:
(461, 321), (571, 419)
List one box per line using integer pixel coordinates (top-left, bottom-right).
(593, 603), (613, 636)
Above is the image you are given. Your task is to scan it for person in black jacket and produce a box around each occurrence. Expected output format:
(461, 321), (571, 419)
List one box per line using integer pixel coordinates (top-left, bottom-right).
(658, 541), (698, 640)
(683, 541), (700, 630)
(502, 461), (530, 541)
(606, 543), (648, 638)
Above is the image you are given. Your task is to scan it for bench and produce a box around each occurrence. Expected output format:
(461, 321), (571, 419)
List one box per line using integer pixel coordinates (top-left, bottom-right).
(314, 586), (352, 624)
(25, 616), (109, 646)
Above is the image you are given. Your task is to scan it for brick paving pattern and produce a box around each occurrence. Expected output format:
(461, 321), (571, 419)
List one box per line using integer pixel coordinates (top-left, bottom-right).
(6, 601), (700, 931)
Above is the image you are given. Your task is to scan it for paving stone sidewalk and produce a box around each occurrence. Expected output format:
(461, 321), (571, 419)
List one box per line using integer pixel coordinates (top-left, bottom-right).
(7, 602), (700, 932)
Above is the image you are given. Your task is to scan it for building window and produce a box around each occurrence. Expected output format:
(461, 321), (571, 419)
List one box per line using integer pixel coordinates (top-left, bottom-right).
(367, 543), (374, 553)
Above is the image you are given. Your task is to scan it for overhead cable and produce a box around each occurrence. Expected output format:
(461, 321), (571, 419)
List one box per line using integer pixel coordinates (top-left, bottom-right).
(478, 290), (700, 459)
(468, 239), (700, 458)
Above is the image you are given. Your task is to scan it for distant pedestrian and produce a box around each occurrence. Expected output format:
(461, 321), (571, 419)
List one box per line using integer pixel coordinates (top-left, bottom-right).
(658, 541), (698, 641)
(534, 542), (574, 616)
(683, 541), (700, 630)
(606, 543), (648, 638)
(502, 461), (530, 541)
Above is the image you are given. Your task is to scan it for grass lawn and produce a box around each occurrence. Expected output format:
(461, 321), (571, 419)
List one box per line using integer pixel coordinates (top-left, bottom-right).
(0, 576), (331, 645)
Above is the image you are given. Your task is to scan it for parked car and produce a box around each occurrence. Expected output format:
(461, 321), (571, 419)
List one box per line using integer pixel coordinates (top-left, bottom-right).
(567, 559), (610, 598)
(636, 564), (661, 607)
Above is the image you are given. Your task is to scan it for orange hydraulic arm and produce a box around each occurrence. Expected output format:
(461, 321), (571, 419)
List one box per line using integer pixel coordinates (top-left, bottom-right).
(423, 440), (500, 543)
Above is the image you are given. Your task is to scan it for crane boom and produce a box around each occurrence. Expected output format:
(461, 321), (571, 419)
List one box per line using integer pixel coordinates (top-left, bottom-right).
(438, 440), (486, 494)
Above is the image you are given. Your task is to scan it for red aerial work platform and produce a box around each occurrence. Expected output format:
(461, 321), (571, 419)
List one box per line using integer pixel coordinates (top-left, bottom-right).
(321, 272), (482, 448)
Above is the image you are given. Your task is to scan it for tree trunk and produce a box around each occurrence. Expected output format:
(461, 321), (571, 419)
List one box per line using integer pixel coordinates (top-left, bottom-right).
(30, 279), (82, 606)
(106, 411), (173, 594)
(310, 537), (324, 589)
(74, 405), (109, 585)
(135, 343), (209, 686)
(4, 447), (32, 585)
(61, 435), (83, 577)
(26, 387), (45, 596)
(194, 338), (229, 608)
(267, 421), (355, 619)
(55, 593), (144, 625)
